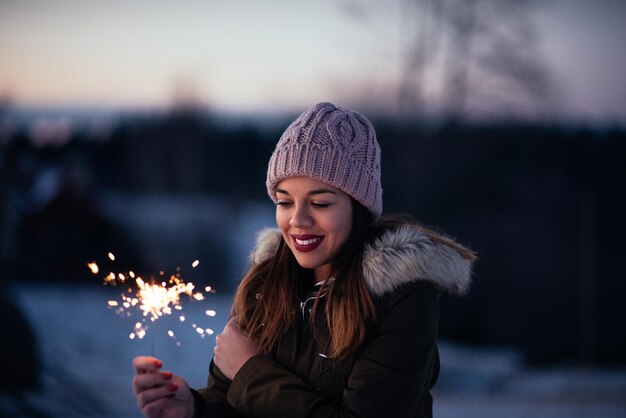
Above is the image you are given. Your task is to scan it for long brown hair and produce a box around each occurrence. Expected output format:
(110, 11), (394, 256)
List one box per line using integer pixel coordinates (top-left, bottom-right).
(231, 199), (376, 359)
(231, 208), (477, 360)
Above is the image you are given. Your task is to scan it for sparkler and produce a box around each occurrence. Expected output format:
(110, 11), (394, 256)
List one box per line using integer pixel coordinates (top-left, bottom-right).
(88, 255), (216, 354)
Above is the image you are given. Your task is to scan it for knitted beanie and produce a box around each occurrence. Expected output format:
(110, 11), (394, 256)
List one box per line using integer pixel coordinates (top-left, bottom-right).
(266, 102), (382, 218)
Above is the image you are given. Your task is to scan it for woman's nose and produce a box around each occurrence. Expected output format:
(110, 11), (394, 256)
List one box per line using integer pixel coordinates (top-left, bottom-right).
(290, 205), (313, 228)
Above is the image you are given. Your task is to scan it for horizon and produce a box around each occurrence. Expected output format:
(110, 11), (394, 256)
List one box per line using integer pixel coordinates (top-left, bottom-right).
(1, 0), (626, 126)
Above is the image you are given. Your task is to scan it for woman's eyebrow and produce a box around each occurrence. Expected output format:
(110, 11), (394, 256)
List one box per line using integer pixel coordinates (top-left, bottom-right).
(275, 188), (337, 196)
(308, 189), (337, 196)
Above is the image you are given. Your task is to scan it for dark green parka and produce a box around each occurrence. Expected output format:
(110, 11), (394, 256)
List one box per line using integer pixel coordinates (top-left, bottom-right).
(193, 225), (473, 418)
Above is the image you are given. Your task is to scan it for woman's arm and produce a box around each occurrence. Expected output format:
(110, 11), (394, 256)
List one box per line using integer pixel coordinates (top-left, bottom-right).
(192, 316), (259, 418)
(192, 360), (244, 418)
(225, 281), (440, 418)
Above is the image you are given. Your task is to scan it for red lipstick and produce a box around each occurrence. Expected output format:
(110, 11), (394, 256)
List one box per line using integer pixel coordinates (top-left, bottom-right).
(291, 234), (324, 252)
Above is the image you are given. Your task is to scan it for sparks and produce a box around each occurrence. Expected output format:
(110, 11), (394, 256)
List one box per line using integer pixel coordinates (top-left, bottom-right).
(105, 272), (116, 285)
(89, 252), (217, 347)
(130, 322), (148, 340)
(135, 277), (193, 321)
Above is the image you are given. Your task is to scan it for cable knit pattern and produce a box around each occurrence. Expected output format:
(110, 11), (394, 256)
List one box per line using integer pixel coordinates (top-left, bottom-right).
(266, 102), (383, 218)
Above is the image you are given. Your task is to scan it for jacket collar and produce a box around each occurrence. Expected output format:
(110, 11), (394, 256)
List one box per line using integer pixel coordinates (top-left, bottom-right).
(251, 226), (473, 297)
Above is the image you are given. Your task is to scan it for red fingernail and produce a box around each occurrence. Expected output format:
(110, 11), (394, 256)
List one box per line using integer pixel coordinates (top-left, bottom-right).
(153, 360), (162, 368)
(168, 384), (178, 392)
(162, 372), (173, 379)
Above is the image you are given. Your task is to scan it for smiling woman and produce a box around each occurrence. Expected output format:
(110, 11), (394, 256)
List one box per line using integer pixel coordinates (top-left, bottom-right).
(131, 102), (476, 418)
(275, 177), (354, 282)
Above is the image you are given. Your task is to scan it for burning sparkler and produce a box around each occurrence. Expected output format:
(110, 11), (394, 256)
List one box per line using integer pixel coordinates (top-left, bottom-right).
(87, 255), (216, 352)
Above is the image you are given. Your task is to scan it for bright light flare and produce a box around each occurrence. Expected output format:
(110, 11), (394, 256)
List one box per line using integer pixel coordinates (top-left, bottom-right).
(135, 277), (203, 322)
(89, 254), (217, 347)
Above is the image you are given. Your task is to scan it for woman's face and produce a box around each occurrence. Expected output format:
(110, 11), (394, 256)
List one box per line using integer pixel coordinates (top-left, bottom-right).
(275, 176), (353, 283)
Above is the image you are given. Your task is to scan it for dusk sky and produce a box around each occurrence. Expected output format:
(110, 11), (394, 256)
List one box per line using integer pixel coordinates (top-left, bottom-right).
(1, 0), (625, 123)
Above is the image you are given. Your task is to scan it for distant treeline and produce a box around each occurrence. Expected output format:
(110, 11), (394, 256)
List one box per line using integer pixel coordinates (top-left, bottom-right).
(1, 111), (624, 365)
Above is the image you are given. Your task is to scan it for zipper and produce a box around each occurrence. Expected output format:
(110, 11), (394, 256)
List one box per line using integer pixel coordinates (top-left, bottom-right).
(297, 279), (333, 321)
(299, 293), (318, 321)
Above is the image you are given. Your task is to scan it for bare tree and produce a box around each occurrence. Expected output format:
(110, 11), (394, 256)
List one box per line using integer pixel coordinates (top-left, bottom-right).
(398, 0), (560, 122)
(397, 0), (447, 117)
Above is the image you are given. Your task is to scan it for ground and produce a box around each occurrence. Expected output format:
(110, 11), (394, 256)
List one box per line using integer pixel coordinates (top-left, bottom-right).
(1, 283), (625, 417)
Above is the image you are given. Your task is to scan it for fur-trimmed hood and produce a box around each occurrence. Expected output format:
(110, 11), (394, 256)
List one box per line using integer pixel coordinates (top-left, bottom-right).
(251, 225), (473, 297)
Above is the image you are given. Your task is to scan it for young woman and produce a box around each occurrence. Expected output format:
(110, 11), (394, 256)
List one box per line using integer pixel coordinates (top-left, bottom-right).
(132, 102), (475, 418)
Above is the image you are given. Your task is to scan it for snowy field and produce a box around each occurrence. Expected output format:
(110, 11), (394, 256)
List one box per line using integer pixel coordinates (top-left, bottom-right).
(2, 283), (626, 418)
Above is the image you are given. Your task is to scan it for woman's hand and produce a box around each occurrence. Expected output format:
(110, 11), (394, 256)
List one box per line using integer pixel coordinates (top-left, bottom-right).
(214, 316), (260, 380)
(132, 356), (194, 418)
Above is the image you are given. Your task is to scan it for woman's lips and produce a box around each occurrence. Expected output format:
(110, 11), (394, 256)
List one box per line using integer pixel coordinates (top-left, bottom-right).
(291, 234), (324, 252)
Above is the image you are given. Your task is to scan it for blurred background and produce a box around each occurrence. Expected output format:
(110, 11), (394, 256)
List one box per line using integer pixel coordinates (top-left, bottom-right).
(1, 0), (625, 416)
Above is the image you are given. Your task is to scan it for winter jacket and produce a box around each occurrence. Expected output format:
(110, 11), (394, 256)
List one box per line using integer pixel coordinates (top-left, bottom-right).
(193, 225), (473, 418)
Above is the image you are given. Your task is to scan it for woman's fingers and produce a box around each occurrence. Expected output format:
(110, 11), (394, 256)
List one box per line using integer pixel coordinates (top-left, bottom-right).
(131, 357), (193, 418)
(142, 395), (177, 418)
(133, 370), (174, 395)
(133, 356), (163, 375)
(136, 382), (179, 409)
(213, 315), (260, 380)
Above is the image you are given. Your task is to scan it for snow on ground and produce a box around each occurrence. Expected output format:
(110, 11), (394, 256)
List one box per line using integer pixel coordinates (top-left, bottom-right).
(2, 283), (626, 417)
(435, 343), (626, 417)
(3, 283), (231, 417)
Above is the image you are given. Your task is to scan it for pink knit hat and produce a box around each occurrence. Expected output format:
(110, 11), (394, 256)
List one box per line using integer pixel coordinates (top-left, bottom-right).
(266, 102), (382, 218)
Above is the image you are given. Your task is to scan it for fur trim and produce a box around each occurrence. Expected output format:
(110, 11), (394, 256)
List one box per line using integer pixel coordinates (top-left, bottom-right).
(251, 228), (283, 265)
(251, 226), (473, 296)
(362, 225), (472, 296)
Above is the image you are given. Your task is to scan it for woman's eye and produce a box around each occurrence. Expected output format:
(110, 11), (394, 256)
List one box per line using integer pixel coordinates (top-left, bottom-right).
(312, 203), (331, 208)
(276, 201), (292, 207)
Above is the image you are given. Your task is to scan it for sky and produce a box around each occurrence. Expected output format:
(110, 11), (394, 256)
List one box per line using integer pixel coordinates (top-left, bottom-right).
(1, 0), (625, 124)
